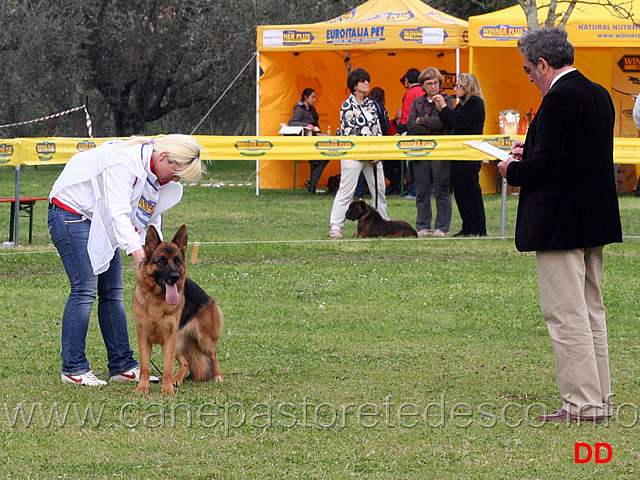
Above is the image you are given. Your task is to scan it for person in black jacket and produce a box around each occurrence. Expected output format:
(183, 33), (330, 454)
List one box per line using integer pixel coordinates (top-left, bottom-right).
(288, 88), (328, 193)
(498, 28), (622, 422)
(433, 73), (487, 236)
(407, 67), (453, 237)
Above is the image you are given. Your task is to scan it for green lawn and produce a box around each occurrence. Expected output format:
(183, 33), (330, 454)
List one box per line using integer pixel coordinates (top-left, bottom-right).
(1, 161), (639, 479)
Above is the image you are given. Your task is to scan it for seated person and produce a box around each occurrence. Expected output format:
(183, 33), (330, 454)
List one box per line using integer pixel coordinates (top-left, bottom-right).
(288, 88), (328, 194)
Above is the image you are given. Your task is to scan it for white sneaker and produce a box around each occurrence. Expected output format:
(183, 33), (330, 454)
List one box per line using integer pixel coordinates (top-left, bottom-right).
(110, 366), (160, 383)
(417, 229), (432, 237)
(61, 370), (107, 386)
(329, 228), (343, 239)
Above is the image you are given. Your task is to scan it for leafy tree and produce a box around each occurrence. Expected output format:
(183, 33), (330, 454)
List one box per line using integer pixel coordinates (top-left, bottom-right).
(429, 0), (518, 20)
(0, 1), (91, 137)
(0, 0), (359, 137)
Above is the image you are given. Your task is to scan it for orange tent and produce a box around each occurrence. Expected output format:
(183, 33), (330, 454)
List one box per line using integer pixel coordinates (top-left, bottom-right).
(256, 0), (470, 189)
(469, 1), (640, 137)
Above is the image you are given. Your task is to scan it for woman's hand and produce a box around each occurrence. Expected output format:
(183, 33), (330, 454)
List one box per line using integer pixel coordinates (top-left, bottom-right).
(432, 94), (446, 111)
(131, 249), (145, 268)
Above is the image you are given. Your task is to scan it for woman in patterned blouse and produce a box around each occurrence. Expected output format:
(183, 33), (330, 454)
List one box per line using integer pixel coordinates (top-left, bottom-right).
(328, 68), (389, 239)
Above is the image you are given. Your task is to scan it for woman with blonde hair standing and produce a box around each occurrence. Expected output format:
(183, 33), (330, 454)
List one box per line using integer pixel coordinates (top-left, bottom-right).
(48, 134), (203, 385)
(434, 73), (487, 237)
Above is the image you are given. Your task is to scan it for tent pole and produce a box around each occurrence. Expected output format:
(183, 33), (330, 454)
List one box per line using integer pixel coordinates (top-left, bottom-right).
(255, 52), (261, 196)
(500, 177), (507, 238)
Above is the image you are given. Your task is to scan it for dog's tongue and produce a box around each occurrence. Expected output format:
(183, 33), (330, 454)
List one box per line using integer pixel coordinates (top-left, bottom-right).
(165, 284), (179, 305)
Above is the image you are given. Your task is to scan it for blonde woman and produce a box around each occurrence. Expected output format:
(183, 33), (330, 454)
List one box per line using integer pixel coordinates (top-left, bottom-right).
(48, 135), (203, 385)
(433, 73), (487, 236)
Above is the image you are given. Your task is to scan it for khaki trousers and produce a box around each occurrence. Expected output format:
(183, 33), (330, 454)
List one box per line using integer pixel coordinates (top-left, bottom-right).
(536, 246), (612, 417)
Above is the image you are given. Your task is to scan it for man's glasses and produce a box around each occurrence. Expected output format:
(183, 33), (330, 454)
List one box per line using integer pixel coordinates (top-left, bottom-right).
(523, 66), (532, 75)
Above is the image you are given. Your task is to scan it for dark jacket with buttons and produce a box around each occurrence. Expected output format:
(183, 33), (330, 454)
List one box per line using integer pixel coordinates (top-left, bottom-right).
(506, 70), (622, 252)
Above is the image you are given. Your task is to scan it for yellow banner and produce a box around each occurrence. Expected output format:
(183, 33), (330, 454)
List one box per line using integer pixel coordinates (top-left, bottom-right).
(257, 0), (468, 52)
(1, 135), (639, 167)
(469, 2), (640, 48)
(0, 137), (115, 167)
(196, 135), (513, 162)
(258, 24), (467, 51)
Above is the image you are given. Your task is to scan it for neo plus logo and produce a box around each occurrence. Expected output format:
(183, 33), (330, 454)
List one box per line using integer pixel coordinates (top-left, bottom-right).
(574, 443), (612, 463)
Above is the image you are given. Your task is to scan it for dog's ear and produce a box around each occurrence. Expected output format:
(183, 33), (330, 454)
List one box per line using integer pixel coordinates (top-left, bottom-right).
(144, 225), (161, 253)
(172, 224), (188, 253)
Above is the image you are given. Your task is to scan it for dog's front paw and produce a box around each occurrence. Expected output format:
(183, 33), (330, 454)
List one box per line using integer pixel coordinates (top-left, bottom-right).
(134, 384), (150, 395)
(161, 384), (175, 396)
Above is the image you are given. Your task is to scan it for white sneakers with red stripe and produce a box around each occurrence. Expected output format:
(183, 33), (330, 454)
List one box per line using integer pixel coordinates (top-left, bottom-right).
(61, 370), (107, 386)
(110, 366), (159, 383)
(61, 367), (159, 386)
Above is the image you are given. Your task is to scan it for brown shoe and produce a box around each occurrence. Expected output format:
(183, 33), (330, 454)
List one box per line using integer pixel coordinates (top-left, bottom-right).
(537, 408), (606, 422)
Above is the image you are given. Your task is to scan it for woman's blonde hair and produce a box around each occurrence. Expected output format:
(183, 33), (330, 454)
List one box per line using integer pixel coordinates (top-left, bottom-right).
(119, 134), (204, 182)
(457, 73), (484, 101)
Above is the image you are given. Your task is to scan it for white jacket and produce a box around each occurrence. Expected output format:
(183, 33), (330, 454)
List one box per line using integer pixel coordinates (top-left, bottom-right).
(50, 141), (182, 274)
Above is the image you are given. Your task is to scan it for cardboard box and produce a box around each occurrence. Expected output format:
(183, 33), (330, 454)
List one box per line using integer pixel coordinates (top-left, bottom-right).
(617, 164), (637, 193)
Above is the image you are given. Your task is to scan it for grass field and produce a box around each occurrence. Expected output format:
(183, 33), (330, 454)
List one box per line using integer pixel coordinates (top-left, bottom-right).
(1, 161), (640, 479)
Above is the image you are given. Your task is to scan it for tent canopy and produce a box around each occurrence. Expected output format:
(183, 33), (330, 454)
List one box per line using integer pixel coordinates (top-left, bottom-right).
(469, 1), (640, 136)
(469, 1), (640, 48)
(256, 0), (470, 189)
(257, 0), (468, 52)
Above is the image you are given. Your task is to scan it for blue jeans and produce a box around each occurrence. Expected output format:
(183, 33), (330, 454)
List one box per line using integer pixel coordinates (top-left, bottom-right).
(48, 204), (137, 377)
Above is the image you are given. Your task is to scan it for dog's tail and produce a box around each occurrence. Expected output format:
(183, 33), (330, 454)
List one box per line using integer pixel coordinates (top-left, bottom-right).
(183, 306), (224, 382)
(185, 351), (215, 382)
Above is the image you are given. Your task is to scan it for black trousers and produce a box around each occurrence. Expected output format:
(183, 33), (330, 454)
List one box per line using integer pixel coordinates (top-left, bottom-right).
(308, 160), (329, 187)
(451, 161), (486, 235)
(383, 160), (402, 194)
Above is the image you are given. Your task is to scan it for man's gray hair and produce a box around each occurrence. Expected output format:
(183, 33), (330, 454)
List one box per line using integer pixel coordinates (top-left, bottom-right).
(518, 27), (574, 69)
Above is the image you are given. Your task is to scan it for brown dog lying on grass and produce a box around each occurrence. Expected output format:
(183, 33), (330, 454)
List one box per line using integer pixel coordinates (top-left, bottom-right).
(133, 225), (223, 395)
(345, 199), (418, 238)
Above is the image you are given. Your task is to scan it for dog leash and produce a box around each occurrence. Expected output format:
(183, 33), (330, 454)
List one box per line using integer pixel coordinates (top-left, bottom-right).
(150, 358), (163, 376)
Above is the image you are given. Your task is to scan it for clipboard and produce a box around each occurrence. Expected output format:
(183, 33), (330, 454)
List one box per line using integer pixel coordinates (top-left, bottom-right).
(464, 140), (510, 162)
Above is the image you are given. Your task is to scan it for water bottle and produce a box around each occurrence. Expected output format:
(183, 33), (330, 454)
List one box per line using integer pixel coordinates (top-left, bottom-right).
(326, 125), (331, 136)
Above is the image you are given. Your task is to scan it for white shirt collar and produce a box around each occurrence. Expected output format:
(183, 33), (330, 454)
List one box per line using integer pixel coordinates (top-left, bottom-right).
(549, 67), (576, 91)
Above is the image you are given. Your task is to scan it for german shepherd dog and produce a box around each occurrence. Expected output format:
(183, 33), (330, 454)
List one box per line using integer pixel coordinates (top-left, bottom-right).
(133, 225), (223, 395)
(346, 199), (418, 238)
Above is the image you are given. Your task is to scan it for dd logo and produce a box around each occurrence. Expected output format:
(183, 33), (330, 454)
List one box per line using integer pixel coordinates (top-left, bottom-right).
(574, 443), (612, 463)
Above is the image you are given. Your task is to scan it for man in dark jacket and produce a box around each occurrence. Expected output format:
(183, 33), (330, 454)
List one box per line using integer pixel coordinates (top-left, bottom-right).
(499, 28), (622, 422)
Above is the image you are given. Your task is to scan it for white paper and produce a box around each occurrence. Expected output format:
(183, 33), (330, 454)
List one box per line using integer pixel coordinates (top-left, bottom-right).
(422, 28), (444, 45)
(278, 124), (304, 135)
(464, 140), (510, 161)
(263, 30), (284, 47)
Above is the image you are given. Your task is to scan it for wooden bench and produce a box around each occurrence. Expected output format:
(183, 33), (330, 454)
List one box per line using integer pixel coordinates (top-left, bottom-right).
(0, 196), (48, 244)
